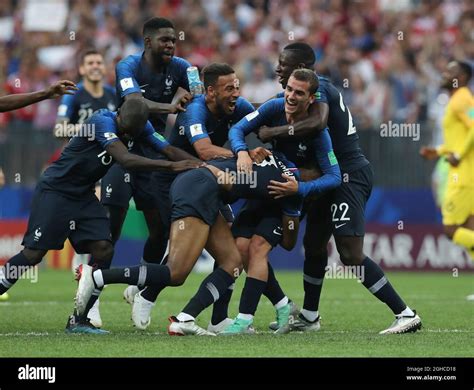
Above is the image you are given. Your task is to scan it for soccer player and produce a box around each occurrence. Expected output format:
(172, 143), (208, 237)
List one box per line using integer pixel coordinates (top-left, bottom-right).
(99, 17), (192, 322)
(74, 154), (303, 336)
(224, 69), (341, 334)
(0, 99), (199, 334)
(0, 79), (78, 301)
(259, 42), (421, 334)
(128, 62), (260, 332)
(53, 49), (118, 326)
(420, 60), (474, 269)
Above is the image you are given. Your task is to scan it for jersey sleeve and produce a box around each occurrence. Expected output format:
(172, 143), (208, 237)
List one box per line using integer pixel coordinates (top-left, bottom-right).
(175, 57), (192, 91)
(452, 89), (474, 130)
(92, 115), (121, 149)
(142, 121), (170, 152)
(115, 57), (142, 98)
(297, 128), (341, 197)
(181, 101), (210, 144)
(236, 97), (256, 117)
(57, 93), (76, 119)
(314, 79), (329, 104)
(229, 99), (280, 153)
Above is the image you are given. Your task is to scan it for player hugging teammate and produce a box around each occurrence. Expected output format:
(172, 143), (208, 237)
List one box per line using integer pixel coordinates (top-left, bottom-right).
(0, 17), (426, 336)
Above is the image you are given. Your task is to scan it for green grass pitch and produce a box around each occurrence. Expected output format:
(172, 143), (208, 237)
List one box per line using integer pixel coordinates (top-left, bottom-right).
(0, 268), (472, 357)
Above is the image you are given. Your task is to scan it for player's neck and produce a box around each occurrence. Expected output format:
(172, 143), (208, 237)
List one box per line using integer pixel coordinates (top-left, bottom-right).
(205, 96), (220, 117)
(144, 52), (165, 73)
(449, 85), (466, 96)
(286, 111), (308, 124)
(83, 80), (104, 98)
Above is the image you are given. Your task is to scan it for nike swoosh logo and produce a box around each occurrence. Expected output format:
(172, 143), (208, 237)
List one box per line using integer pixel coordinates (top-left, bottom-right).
(335, 223), (346, 229)
(273, 229), (282, 236)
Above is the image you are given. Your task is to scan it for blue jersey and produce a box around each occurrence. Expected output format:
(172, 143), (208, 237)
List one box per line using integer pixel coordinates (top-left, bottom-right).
(116, 53), (190, 133)
(229, 98), (341, 198)
(168, 95), (255, 157)
(41, 109), (169, 198)
(277, 75), (369, 173)
(57, 82), (118, 124)
(207, 154), (303, 217)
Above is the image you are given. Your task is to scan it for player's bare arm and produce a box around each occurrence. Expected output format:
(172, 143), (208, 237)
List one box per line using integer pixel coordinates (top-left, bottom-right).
(0, 80), (78, 113)
(161, 144), (202, 163)
(193, 137), (234, 161)
(124, 93), (184, 114)
(258, 102), (329, 143)
(106, 141), (199, 172)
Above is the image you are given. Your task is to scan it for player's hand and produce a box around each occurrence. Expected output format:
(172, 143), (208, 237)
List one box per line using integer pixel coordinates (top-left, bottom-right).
(446, 152), (460, 167)
(257, 126), (273, 143)
(268, 174), (299, 199)
(169, 160), (202, 172)
(46, 80), (78, 99)
(419, 146), (438, 160)
(248, 147), (271, 164)
(237, 151), (253, 173)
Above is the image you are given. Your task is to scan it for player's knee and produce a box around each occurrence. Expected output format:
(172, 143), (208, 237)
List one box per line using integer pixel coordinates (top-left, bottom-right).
(169, 268), (189, 286)
(303, 239), (327, 262)
(248, 236), (271, 259)
(90, 241), (114, 263)
(337, 245), (363, 266)
(22, 248), (46, 265)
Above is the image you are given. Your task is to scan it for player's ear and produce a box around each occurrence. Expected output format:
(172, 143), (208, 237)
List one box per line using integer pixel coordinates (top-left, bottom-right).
(143, 36), (152, 50)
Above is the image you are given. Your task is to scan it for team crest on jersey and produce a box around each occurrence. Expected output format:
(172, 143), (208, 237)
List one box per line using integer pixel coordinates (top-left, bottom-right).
(254, 155), (278, 168)
(127, 140), (134, 150)
(297, 142), (307, 158)
(164, 75), (173, 95)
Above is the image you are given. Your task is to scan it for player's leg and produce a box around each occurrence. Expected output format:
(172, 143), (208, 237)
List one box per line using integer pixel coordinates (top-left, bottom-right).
(292, 197), (332, 331)
(169, 214), (239, 336)
(0, 248), (46, 295)
(205, 204), (236, 331)
(221, 234), (271, 335)
(1, 186), (70, 295)
(333, 165), (421, 334)
(442, 185), (474, 259)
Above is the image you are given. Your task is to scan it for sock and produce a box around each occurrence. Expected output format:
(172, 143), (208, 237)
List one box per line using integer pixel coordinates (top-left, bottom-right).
(302, 251), (328, 311)
(400, 306), (415, 317)
(211, 261), (234, 325)
(274, 296), (288, 310)
(142, 236), (168, 265)
(99, 264), (170, 293)
(181, 268), (234, 318)
(360, 257), (406, 315)
(239, 277), (267, 316)
(0, 252), (32, 294)
(262, 263), (285, 305)
(176, 312), (194, 322)
(300, 309), (319, 322)
(453, 227), (474, 257)
(84, 256), (111, 313)
(237, 313), (253, 321)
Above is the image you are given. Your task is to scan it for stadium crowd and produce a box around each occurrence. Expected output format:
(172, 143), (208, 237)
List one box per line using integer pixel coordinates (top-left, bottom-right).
(0, 0), (472, 143)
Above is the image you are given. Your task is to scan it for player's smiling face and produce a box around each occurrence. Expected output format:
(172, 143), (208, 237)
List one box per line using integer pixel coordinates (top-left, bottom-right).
(148, 28), (176, 64)
(284, 76), (314, 116)
(275, 51), (301, 88)
(212, 73), (240, 115)
(80, 54), (105, 83)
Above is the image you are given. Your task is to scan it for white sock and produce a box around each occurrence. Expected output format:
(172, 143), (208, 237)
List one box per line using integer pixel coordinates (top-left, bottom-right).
(237, 313), (253, 321)
(274, 296), (289, 310)
(92, 270), (104, 288)
(399, 306), (415, 317)
(301, 309), (319, 322)
(177, 312), (195, 322)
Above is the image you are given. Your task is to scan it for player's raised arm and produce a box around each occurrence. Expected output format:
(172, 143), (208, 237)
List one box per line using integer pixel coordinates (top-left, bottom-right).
(0, 80), (77, 113)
